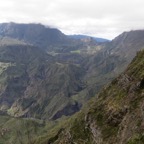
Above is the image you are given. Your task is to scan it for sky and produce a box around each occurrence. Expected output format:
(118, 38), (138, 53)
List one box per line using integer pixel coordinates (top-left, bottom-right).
(0, 0), (144, 39)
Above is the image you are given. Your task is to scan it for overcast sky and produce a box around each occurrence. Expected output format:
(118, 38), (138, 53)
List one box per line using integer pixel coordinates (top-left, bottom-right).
(0, 0), (144, 39)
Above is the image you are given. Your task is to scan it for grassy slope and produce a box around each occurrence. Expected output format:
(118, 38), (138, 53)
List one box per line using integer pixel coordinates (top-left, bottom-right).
(34, 50), (144, 144)
(0, 115), (67, 144)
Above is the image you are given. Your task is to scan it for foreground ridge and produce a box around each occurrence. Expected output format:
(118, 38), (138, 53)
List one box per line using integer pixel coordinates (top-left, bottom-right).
(37, 50), (144, 144)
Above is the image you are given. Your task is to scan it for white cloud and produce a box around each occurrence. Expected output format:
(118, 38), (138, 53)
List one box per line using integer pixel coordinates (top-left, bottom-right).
(0, 0), (144, 39)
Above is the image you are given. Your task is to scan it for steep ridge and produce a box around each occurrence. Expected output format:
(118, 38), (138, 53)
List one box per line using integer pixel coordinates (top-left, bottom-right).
(0, 23), (104, 54)
(0, 22), (67, 51)
(86, 30), (144, 76)
(52, 30), (144, 103)
(84, 30), (144, 96)
(0, 44), (85, 119)
(37, 50), (144, 144)
(107, 30), (144, 65)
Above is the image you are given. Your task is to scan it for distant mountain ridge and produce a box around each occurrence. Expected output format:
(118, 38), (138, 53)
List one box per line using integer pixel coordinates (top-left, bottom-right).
(0, 23), (108, 54)
(68, 34), (110, 42)
(0, 22), (69, 50)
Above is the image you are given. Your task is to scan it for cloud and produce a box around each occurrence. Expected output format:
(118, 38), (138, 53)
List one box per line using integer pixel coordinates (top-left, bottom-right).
(0, 0), (144, 39)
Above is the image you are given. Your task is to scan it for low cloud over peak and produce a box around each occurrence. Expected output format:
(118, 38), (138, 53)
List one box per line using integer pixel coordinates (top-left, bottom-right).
(0, 0), (144, 39)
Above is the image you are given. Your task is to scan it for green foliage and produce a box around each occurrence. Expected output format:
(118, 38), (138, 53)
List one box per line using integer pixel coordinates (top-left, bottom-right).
(71, 119), (90, 141)
(127, 134), (144, 144)
(70, 50), (81, 54)
(0, 115), (70, 144)
(126, 50), (144, 78)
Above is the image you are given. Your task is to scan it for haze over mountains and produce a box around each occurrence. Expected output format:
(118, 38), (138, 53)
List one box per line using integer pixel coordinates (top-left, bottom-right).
(0, 22), (144, 143)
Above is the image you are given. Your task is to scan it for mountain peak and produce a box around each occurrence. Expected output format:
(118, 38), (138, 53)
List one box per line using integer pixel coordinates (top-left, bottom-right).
(0, 22), (67, 50)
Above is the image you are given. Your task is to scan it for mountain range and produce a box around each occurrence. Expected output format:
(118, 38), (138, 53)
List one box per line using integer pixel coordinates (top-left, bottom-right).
(0, 22), (143, 143)
(68, 34), (109, 42)
(41, 47), (144, 144)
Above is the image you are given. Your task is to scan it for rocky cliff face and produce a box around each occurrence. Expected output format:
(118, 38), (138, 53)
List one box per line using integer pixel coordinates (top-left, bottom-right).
(0, 44), (85, 119)
(39, 50), (144, 144)
(84, 30), (144, 98)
